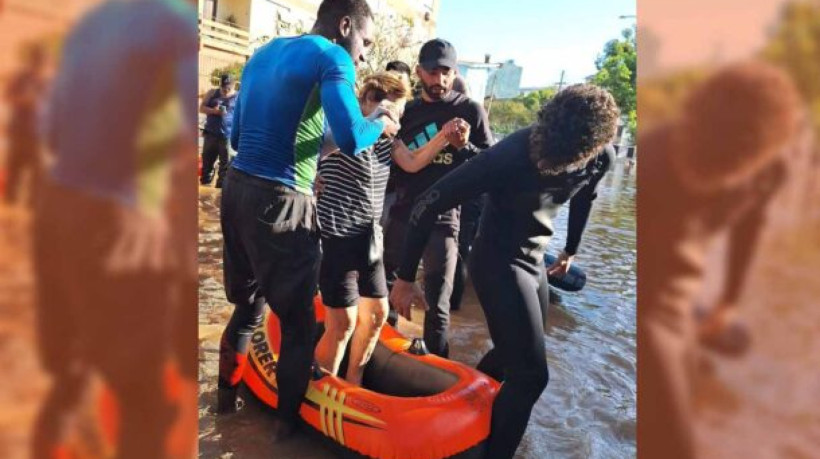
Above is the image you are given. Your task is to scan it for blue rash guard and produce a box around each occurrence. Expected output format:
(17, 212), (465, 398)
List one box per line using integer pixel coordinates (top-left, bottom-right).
(230, 35), (384, 195)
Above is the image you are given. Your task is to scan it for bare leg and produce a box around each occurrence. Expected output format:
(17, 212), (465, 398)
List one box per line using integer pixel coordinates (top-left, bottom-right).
(345, 297), (388, 386)
(314, 306), (356, 375)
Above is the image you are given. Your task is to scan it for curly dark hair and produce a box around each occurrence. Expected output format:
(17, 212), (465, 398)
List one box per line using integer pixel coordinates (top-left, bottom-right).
(529, 84), (619, 175)
(677, 60), (799, 187)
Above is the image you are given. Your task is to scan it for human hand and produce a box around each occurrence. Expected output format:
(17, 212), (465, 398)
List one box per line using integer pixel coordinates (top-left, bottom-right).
(546, 251), (575, 278)
(314, 174), (325, 197)
(697, 301), (740, 339)
(378, 100), (404, 123)
(380, 113), (401, 138)
(389, 279), (428, 321)
(696, 301), (750, 357)
(105, 206), (172, 274)
(445, 118), (470, 149)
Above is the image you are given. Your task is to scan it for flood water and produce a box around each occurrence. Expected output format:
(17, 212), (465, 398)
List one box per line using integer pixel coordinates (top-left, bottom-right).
(197, 159), (638, 459)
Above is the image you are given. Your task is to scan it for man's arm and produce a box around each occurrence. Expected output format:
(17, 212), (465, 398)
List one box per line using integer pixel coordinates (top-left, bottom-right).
(391, 144), (509, 318)
(455, 100), (494, 155)
(721, 163), (787, 305)
(392, 121), (454, 173)
(396, 146), (507, 282)
(199, 89), (221, 115)
(722, 209), (765, 305)
(318, 46), (386, 156)
(563, 148), (614, 256)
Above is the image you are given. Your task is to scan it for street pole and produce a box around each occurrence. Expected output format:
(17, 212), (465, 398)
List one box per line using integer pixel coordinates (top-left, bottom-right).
(557, 70), (565, 91)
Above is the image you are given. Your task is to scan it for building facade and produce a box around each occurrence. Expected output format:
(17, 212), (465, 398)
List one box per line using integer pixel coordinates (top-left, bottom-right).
(198, 0), (440, 92)
(458, 58), (522, 102)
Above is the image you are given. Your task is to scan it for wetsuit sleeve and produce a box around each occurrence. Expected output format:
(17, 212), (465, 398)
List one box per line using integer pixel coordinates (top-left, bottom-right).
(722, 161), (787, 303)
(397, 146), (509, 281)
(460, 100), (494, 157)
(318, 46), (384, 156)
(564, 148), (614, 255)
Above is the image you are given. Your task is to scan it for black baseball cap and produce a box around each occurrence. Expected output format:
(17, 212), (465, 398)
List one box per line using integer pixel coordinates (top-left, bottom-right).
(220, 74), (234, 87)
(418, 39), (457, 71)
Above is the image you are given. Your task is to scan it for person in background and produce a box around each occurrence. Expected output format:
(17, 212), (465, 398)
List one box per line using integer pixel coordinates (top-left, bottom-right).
(448, 72), (481, 312)
(383, 39), (493, 357)
(199, 74), (236, 188)
(4, 43), (48, 206)
(314, 71), (465, 386)
(451, 74), (469, 95)
(385, 60), (411, 80)
(379, 60), (413, 233)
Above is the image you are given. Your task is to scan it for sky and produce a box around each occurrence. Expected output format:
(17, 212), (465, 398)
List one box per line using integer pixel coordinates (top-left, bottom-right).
(435, 0), (636, 88)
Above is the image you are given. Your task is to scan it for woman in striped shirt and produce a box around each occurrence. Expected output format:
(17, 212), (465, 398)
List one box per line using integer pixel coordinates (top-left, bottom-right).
(315, 71), (467, 385)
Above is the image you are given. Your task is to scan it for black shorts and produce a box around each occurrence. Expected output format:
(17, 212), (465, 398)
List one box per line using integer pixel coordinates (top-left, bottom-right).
(319, 233), (388, 308)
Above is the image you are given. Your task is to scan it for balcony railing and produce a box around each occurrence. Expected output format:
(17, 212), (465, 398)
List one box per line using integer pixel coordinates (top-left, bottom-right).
(199, 17), (251, 57)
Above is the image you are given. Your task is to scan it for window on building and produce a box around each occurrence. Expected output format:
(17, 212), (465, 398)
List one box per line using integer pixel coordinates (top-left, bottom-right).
(203, 0), (216, 20)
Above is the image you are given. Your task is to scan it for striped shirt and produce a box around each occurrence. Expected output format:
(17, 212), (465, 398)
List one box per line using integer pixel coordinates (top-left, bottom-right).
(318, 137), (392, 237)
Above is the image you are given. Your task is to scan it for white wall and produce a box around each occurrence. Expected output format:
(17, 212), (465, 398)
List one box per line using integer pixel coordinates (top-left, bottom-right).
(249, 0), (280, 46)
(217, 0), (251, 29)
(458, 65), (492, 102)
(248, 0), (317, 49)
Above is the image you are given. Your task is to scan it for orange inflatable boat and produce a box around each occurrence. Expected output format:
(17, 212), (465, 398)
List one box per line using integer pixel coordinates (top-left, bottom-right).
(243, 296), (500, 459)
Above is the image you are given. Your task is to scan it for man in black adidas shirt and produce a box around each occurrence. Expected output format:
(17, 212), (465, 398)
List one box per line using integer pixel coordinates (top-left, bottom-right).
(384, 38), (494, 357)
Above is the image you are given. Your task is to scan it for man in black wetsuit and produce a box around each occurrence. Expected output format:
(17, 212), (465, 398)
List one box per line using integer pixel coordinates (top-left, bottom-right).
(638, 61), (799, 459)
(391, 84), (619, 459)
(384, 38), (493, 358)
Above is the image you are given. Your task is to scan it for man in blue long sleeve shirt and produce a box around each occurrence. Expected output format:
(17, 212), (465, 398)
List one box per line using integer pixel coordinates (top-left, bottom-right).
(218, 0), (398, 440)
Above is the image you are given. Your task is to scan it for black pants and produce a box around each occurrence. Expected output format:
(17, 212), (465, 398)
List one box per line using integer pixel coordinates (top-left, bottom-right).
(384, 215), (458, 358)
(471, 241), (550, 459)
(219, 168), (320, 425)
(33, 181), (175, 459)
(201, 132), (229, 186)
(450, 197), (482, 311)
(5, 139), (41, 206)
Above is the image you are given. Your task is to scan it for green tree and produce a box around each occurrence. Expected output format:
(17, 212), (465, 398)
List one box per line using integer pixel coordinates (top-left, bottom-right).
(488, 88), (556, 136)
(489, 100), (531, 135)
(361, 13), (422, 83)
(592, 26), (637, 140)
(763, 1), (820, 131)
(209, 62), (245, 88)
(520, 88), (557, 112)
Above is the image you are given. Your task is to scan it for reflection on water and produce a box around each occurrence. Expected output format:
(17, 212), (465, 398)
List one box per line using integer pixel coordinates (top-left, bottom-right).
(198, 160), (637, 458)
